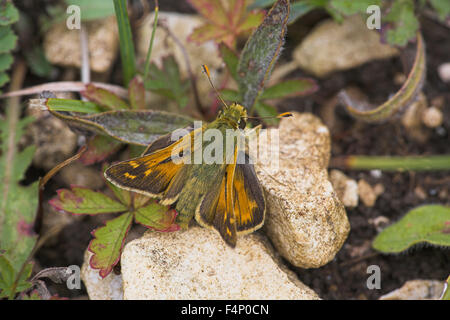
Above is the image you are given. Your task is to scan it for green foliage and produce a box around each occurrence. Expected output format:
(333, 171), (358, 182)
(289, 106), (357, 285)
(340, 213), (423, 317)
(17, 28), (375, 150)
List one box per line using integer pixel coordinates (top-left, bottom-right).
(82, 84), (130, 110)
(373, 205), (450, 253)
(187, 0), (264, 48)
(65, 0), (115, 21)
(24, 47), (54, 78)
(0, 112), (38, 298)
(384, 0), (419, 46)
(429, 0), (450, 21)
(50, 182), (179, 278)
(0, 1), (18, 93)
(442, 276), (450, 300)
(144, 56), (190, 109)
(113, 0), (136, 87)
(237, 0), (290, 111)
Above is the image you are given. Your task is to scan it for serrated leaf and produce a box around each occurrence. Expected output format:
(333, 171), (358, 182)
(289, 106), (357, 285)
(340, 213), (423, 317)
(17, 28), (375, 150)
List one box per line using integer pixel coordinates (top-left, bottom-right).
(237, 0), (290, 110)
(65, 0), (115, 21)
(134, 203), (179, 232)
(0, 2), (19, 26)
(46, 106), (194, 146)
(82, 84), (130, 110)
(429, 0), (450, 21)
(144, 56), (189, 108)
(219, 43), (239, 81)
(49, 187), (127, 215)
(0, 71), (9, 87)
(89, 212), (133, 278)
(188, 0), (264, 48)
(0, 26), (17, 54)
(384, 0), (419, 47)
(79, 135), (123, 165)
(0, 114), (38, 283)
(128, 76), (145, 110)
(373, 205), (450, 253)
(0, 53), (13, 73)
(259, 78), (318, 99)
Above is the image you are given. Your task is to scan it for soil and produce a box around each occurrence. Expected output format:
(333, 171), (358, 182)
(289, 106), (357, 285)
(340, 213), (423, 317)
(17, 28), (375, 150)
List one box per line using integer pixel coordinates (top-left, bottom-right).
(13, 2), (449, 299)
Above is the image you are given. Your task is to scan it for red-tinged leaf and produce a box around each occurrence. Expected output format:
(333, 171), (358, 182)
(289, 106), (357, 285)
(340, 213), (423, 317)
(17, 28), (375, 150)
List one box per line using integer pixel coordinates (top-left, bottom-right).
(259, 78), (318, 100)
(188, 0), (264, 47)
(105, 180), (132, 208)
(79, 135), (123, 165)
(49, 187), (127, 215)
(128, 76), (145, 110)
(89, 212), (133, 278)
(82, 84), (130, 110)
(134, 203), (179, 232)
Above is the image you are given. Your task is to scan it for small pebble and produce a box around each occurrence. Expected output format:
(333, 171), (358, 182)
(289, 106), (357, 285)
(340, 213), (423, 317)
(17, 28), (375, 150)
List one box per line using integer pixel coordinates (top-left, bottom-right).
(422, 106), (443, 128)
(437, 63), (450, 82)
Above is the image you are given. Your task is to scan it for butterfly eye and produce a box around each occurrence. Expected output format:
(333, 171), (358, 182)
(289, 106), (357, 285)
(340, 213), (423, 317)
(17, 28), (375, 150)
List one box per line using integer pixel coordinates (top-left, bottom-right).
(239, 118), (246, 129)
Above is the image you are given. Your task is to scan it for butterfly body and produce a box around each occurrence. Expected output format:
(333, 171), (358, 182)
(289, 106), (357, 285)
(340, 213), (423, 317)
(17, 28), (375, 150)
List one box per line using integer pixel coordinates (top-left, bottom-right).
(105, 103), (265, 247)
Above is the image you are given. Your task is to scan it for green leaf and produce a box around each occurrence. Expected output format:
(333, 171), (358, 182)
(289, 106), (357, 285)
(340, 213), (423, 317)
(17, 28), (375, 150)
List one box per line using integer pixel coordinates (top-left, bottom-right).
(128, 76), (146, 110)
(0, 72), (9, 88)
(288, 1), (316, 23)
(253, 101), (279, 125)
(429, 0), (450, 20)
(0, 2), (19, 26)
(0, 26), (17, 54)
(47, 107), (194, 146)
(144, 55), (190, 109)
(89, 212), (133, 278)
(46, 98), (106, 113)
(82, 84), (130, 110)
(113, 0), (136, 87)
(49, 187), (127, 215)
(65, 0), (115, 21)
(220, 89), (241, 102)
(373, 205), (450, 253)
(0, 114), (38, 281)
(134, 203), (179, 232)
(384, 0), (419, 47)
(0, 53), (13, 73)
(237, 0), (290, 111)
(259, 78), (318, 99)
(219, 43), (239, 81)
(0, 255), (31, 299)
(330, 0), (381, 15)
(248, 0), (276, 9)
(340, 32), (425, 122)
(24, 47), (53, 78)
(79, 135), (123, 165)
(187, 0), (264, 48)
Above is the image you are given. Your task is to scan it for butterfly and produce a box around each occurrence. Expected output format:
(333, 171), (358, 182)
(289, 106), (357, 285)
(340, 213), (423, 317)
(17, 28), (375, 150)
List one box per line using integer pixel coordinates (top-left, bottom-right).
(105, 66), (290, 247)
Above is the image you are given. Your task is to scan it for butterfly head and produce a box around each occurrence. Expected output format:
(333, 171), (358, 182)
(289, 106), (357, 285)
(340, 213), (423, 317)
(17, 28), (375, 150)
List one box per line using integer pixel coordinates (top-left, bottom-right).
(218, 103), (248, 129)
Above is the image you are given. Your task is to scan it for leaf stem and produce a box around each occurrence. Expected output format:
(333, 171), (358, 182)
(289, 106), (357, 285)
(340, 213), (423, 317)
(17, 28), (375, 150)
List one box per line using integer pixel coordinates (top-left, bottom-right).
(143, 1), (159, 80)
(331, 155), (450, 171)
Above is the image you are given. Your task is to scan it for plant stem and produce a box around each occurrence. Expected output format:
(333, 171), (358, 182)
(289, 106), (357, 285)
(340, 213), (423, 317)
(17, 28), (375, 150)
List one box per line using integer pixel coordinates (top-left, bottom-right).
(113, 0), (136, 87)
(331, 155), (450, 171)
(143, 0), (159, 80)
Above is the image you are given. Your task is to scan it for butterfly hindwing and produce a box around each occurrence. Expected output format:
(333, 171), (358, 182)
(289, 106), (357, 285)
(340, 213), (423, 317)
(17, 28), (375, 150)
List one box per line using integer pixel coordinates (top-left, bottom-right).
(233, 152), (265, 235)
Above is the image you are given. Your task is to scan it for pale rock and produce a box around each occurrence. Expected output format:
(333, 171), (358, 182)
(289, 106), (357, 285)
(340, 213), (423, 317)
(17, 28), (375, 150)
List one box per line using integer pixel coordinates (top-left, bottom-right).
(329, 170), (359, 208)
(293, 16), (399, 77)
(81, 250), (123, 300)
(255, 113), (350, 268)
(44, 16), (119, 73)
(58, 161), (104, 190)
(401, 92), (430, 142)
(437, 63), (450, 82)
(121, 227), (319, 299)
(379, 280), (445, 300)
(422, 106), (443, 128)
(136, 12), (225, 109)
(357, 179), (378, 207)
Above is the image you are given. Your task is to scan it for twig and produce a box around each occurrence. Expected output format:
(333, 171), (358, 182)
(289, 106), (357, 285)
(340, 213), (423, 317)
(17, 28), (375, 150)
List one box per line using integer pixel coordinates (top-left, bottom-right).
(158, 20), (204, 114)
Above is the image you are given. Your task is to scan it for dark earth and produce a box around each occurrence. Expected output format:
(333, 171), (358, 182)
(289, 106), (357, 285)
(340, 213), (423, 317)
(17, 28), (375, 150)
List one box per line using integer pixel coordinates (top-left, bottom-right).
(14, 1), (449, 299)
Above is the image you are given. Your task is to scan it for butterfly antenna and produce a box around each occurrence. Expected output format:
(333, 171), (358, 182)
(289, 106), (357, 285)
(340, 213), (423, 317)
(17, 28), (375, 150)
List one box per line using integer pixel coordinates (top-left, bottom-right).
(245, 112), (293, 120)
(202, 64), (228, 109)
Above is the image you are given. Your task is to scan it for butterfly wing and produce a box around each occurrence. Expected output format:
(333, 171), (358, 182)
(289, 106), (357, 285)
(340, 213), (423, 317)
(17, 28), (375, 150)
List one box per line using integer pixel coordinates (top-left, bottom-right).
(233, 152), (265, 235)
(104, 127), (198, 200)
